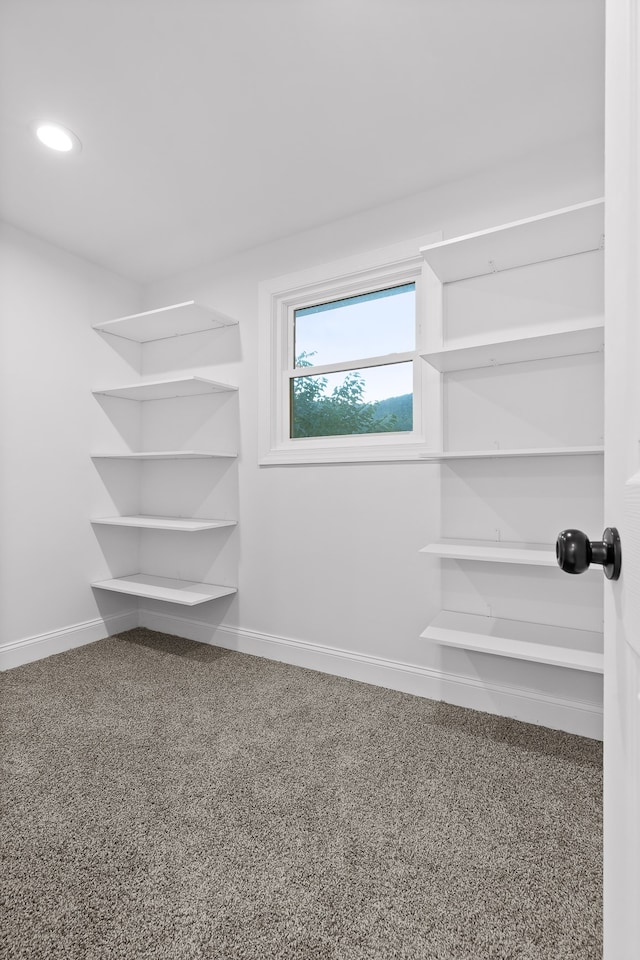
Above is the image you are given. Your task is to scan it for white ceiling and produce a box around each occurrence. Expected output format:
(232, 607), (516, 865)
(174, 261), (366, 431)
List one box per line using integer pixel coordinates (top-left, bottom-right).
(0, 0), (604, 283)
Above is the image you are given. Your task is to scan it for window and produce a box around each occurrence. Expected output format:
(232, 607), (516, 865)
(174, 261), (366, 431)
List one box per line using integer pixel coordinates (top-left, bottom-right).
(291, 283), (415, 439)
(259, 236), (441, 464)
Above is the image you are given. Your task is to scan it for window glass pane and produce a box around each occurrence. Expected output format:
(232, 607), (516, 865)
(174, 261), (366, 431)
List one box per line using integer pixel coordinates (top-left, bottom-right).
(294, 283), (415, 368)
(290, 362), (413, 438)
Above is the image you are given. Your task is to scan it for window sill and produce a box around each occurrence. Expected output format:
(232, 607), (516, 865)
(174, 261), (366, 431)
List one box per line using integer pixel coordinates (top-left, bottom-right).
(259, 441), (436, 465)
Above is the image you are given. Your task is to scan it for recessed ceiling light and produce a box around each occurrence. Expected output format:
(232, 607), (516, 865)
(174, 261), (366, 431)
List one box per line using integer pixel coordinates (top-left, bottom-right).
(34, 122), (81, 154)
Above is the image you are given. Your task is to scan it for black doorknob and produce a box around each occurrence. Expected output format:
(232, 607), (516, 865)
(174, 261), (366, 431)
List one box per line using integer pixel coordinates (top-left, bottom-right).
(556, 528), (621, 580)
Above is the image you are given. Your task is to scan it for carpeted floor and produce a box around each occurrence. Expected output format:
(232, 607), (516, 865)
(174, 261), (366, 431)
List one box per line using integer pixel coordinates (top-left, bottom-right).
(0, 628), (602, 960)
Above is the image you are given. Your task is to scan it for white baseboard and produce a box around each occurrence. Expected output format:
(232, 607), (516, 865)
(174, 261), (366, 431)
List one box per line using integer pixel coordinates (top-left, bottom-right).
(139, 608), (604, 740)
(0, 610), (139, 671)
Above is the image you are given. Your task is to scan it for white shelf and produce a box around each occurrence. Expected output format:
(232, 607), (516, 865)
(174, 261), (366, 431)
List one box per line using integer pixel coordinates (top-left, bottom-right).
(420, 446), (604, 461)
(421, 321), (604, 372)
(420, 538), (558, 566)
(93, 300), (238, 342)
(93, 376), (237, 401)
(421, 611), (603, 673)
(91, 516), (237, 532)
(420, 198), (604, 283)
(91, 574), (237, 605)
(91, 450), (236, 460)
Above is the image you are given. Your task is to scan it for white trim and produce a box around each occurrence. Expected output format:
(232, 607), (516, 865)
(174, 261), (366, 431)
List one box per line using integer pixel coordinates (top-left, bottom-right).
(603, 1), (640, 954)
(138, 609), (603, 740)
(258, 234), (441, 465)
(0, 610), (139, 671)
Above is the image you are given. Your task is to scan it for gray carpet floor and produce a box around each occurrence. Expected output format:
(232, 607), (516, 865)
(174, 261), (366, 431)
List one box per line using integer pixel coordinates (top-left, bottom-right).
(0, 628), (602, 960)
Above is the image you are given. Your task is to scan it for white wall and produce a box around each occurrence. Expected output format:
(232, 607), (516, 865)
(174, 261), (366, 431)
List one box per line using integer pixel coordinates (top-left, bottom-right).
(138, 140), (606, 737)
(0, 223), (143, 665)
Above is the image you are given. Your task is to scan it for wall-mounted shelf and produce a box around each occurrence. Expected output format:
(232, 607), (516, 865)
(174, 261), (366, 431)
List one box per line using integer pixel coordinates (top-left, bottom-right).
(91, 516), (237, 532)
(92, 450), (236, 460)
(421, 611), (603, 673)
(420, 445), (603, 461)
(421, 321), (604, 372)
(420, 539), (558, 566)
(93, 300), (238, 342)
(420, 198), (604, 283)
(91, 574), (237, 605)
(417, 199), (605, 729)
(93, 376), (237, 401)
(93, 297), (240, 608)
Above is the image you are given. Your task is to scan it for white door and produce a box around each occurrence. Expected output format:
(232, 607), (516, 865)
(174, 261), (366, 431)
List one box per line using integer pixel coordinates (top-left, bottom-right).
(603, 1), (640, 956)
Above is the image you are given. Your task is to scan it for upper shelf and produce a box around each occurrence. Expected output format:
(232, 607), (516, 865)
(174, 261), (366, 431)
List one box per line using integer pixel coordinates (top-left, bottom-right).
(420, 198), (604, 283)
(420, 538), (558, 566)
(421, 320), (604, 372)
(93, 300), (238, 342)
(93, 375), (237, 401)
(421, 537), (601, 569)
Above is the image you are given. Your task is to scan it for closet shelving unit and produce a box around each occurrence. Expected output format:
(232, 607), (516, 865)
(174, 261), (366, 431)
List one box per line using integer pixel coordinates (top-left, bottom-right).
(91, 300), (239, 606)
(419, 198), (605, 675)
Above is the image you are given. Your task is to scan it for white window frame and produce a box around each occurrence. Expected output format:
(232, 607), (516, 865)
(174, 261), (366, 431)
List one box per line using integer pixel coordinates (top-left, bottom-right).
(258, 234), (442, 465)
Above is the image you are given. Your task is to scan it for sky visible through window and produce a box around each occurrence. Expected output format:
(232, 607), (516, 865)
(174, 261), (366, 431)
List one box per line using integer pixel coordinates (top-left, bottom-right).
(294, 283), (415, 401)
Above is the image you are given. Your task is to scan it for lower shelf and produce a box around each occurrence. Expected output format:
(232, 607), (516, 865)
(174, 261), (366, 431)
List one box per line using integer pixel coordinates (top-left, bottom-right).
(421, 611), (603, 673)
(92, 516), (237, 532)
(91, 450), (236, 460)
(420, 446), (604, 460)
(91, 574), (237, 606)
